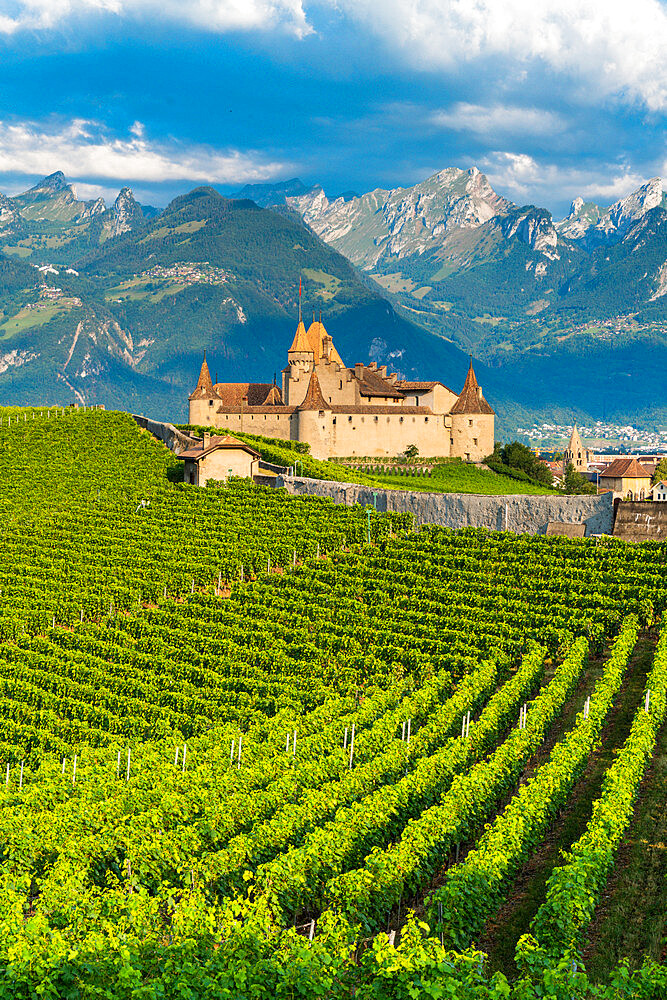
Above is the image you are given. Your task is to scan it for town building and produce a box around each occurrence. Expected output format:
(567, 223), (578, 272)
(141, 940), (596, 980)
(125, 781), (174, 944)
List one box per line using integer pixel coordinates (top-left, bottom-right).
(189, 317), (495, 460)
(178, 433), (260, 486)
(651, 480), (667, 501)
(562, 425), (593, 476)
(599, 458), (652, 499)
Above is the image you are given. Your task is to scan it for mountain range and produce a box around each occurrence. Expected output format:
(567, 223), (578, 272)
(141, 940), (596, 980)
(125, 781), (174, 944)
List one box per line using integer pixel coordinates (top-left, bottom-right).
(0, 168), (664, 436)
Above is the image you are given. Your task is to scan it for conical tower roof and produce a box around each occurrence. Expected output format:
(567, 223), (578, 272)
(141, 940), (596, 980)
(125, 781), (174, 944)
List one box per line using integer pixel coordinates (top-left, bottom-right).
(189, 352), (219, 400)
(566, 424), (584, 454)
(450, 358), (494, 414)
(262, 385), (283, 406)
(299, 370), (330, 410)
(305, 316), (344, 365)
(289, 320), (311, 353)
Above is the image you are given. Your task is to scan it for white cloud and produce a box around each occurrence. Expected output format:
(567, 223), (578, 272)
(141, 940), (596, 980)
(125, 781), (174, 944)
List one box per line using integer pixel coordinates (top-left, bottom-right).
(0, 0), (311, 37)
(480, 150), (648, 210)
(330, 0), (667, 111)
(432, 103), (566, 138)
(0, 118), (288, 185)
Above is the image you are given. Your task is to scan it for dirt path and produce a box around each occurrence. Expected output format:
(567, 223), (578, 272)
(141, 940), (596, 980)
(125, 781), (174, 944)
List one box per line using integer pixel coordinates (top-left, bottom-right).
(400, 641), (611, 929)
(476, 632), (655, 980)
(583, 638), (667, 980)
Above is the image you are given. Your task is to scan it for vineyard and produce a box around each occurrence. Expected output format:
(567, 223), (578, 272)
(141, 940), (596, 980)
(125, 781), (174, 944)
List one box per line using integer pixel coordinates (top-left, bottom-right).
(0, 407), (665, 998)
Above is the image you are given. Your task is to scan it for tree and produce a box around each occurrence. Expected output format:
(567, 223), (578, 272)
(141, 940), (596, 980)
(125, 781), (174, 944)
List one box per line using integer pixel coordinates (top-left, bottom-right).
(405, 444), (419, 460)
(563, 461), (596, 495)
(500, 441), (553, 487)
(652, 457), (667, 485)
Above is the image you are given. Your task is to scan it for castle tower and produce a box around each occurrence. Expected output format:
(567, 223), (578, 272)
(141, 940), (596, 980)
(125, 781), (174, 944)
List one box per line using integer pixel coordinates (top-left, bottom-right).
(563, 424), (590, 474)
(296, 369), (331, 460)
(449, 358), (495, 462)
(188, 352), (220, 425)
(283, 318), (315, 406)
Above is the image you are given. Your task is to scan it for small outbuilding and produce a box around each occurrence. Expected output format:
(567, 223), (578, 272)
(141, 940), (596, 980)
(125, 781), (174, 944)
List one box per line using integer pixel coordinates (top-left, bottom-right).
(178, 432), (260, 486)
(651, 480), (667, 501)
(599, 458), (652, 500)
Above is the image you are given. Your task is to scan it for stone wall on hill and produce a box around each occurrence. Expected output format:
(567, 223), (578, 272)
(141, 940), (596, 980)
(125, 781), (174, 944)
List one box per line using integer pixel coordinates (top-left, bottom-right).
(277, 475), (616, 536)
(613, 502), (667, 542)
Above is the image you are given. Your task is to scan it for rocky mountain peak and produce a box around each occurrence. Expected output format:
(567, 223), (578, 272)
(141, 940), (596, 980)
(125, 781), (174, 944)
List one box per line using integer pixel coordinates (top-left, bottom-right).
(500, 207), (559, 258)
(32, 170), (68, 193)
(568, 196), (585, 218)
(110, 187), (143, 236)
(287, 165), (515, 270)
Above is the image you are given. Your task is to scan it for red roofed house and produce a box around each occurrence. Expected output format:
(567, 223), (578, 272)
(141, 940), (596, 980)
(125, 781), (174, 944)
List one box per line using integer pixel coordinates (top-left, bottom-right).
(599, 458), (652, 500)
(188, 317), (494, 460)
(178, 432), (260, 486)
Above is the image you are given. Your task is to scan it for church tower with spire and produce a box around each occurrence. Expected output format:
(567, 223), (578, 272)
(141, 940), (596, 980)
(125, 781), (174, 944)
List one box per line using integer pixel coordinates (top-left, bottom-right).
(563, 425), (592, 475)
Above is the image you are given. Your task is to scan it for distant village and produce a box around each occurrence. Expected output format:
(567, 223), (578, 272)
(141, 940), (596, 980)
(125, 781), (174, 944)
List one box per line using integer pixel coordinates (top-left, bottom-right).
(536, 425), (667, 501)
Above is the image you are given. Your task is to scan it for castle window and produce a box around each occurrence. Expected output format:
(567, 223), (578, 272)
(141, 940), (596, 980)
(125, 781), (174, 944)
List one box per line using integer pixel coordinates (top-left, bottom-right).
(425, 417), (428, 423)
(374, 416), (378, 422)
(465, 453), (470, 461)
(473, 438), (478, 446)
(209, 400), (213, 406)
(333, 417), (336, 425)
(400, 417), (403, 424)
(339, 380), (342, 389)
(468, 419), (473, 427)
(348, 415), (353, 422)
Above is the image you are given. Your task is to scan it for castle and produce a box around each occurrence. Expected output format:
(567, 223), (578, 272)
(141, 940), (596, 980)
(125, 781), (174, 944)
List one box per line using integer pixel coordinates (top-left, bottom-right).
(189, 316), (494, 460)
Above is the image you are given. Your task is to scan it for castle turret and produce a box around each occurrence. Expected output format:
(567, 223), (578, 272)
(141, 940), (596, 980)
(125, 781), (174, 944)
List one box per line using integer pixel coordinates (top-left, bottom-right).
(449, 358), (495, 462)
(189, 352), (220, 424)
(295, 370), (331, 459)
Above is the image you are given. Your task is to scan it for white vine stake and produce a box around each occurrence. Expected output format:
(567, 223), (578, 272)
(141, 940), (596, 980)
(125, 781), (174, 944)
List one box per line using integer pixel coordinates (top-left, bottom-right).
(237, 736), (242, 769)
(174, 747), (179, 767)
(645, 689), (651, 712)
(309, 919), (315, 941)
(401, 720), (406, 742)
(182, 744), (187, 773)
(466, 711), (471, 738)
(230, 739), (235, 763)
(62, 757), (67, 776)
(406, 718), (411, 745)
(344, 726), (348, 750)
(349, 722), (355, 769)
(72, 755), (77, 785)
(292, 729), (297, 758)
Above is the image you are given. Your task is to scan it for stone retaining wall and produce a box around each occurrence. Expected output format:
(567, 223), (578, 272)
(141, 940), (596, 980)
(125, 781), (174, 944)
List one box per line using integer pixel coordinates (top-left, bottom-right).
(277, 475), (615, 536)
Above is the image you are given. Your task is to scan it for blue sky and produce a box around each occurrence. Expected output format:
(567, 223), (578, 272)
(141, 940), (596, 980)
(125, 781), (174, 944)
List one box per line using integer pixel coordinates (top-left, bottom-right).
(0, 0), (666, 217)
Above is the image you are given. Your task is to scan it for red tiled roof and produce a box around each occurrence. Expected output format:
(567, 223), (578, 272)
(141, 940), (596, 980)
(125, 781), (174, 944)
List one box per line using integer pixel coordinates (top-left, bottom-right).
(329, 404), (433, 414)
(356, 366), (405, 399)
(213, 382), (276, 407)
(450, 360), (495, 415)
(396, 380), (457, 394)
(600, 458), (652, 479)
(179, 434), (260, 462)
(299, 370), (330, 410)
(189, 354), (220, 400)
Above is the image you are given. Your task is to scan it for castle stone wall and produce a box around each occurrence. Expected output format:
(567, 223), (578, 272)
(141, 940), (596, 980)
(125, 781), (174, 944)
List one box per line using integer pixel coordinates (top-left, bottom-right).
(278, 476), (616, 535)
(132, 414), (198, 455)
